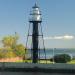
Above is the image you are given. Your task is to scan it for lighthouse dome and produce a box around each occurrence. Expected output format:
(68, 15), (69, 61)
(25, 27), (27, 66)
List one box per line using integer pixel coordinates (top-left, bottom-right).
(29, 3), (42, 21)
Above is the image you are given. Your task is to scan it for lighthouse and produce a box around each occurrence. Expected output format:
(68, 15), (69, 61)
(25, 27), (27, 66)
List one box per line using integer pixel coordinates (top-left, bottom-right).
(25, 2), (46, 63)
(29, 3), (42, 63)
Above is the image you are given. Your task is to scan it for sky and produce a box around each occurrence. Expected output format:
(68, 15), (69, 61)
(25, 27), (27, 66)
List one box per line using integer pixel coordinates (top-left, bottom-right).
(0, 0), (75, 48)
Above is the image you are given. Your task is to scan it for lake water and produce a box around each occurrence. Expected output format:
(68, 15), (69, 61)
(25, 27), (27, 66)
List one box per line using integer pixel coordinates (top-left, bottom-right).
(27, 48), (75, 59)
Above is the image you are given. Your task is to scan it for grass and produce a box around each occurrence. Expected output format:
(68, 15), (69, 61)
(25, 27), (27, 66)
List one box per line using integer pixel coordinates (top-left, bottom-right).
(16, 59), (75, 64)
(16, 59), (54, 64)
(67, 60), (75, 64)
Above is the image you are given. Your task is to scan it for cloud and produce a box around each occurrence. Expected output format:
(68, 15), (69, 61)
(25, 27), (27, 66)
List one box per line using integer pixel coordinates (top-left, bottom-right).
(54, 36), (63, 39)
(63, 35), (74, 39)
(44, 35), (74, 40)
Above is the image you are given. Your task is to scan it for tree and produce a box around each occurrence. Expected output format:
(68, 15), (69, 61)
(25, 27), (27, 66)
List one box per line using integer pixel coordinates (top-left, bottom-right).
(0, 48), (7, 58)
(5, 47), (16, 58)
(0, 52), (6, 59)
(2, 34), (19, 48)
(1, 34), (27, 59)
(53, 54), (71, 63)
(14, 44), (26, 58)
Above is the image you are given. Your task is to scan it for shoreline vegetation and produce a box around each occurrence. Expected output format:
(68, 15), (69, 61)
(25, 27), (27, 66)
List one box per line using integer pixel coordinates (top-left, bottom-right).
(0, 57), (75, 64)
(19, 59), (75, 64)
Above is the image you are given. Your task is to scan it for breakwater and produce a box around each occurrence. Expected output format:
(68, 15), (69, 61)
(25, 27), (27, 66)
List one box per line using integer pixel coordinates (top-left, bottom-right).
(0, 63), (75, 75)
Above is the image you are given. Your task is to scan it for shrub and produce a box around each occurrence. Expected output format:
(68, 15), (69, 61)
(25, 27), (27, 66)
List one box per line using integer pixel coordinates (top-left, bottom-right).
(53, 54), (71, 63)
(0, 52), (5, 59)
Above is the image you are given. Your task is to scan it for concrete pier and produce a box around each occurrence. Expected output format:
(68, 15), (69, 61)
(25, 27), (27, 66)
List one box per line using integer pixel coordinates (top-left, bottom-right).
(0, 63), (75, 75)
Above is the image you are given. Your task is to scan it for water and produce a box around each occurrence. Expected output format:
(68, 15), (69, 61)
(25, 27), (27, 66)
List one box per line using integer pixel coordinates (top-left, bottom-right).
(27, 48), (75, 59)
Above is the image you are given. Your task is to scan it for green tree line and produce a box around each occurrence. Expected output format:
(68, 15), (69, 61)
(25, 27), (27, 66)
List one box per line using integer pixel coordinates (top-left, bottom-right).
(0, 33), (27, 59)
